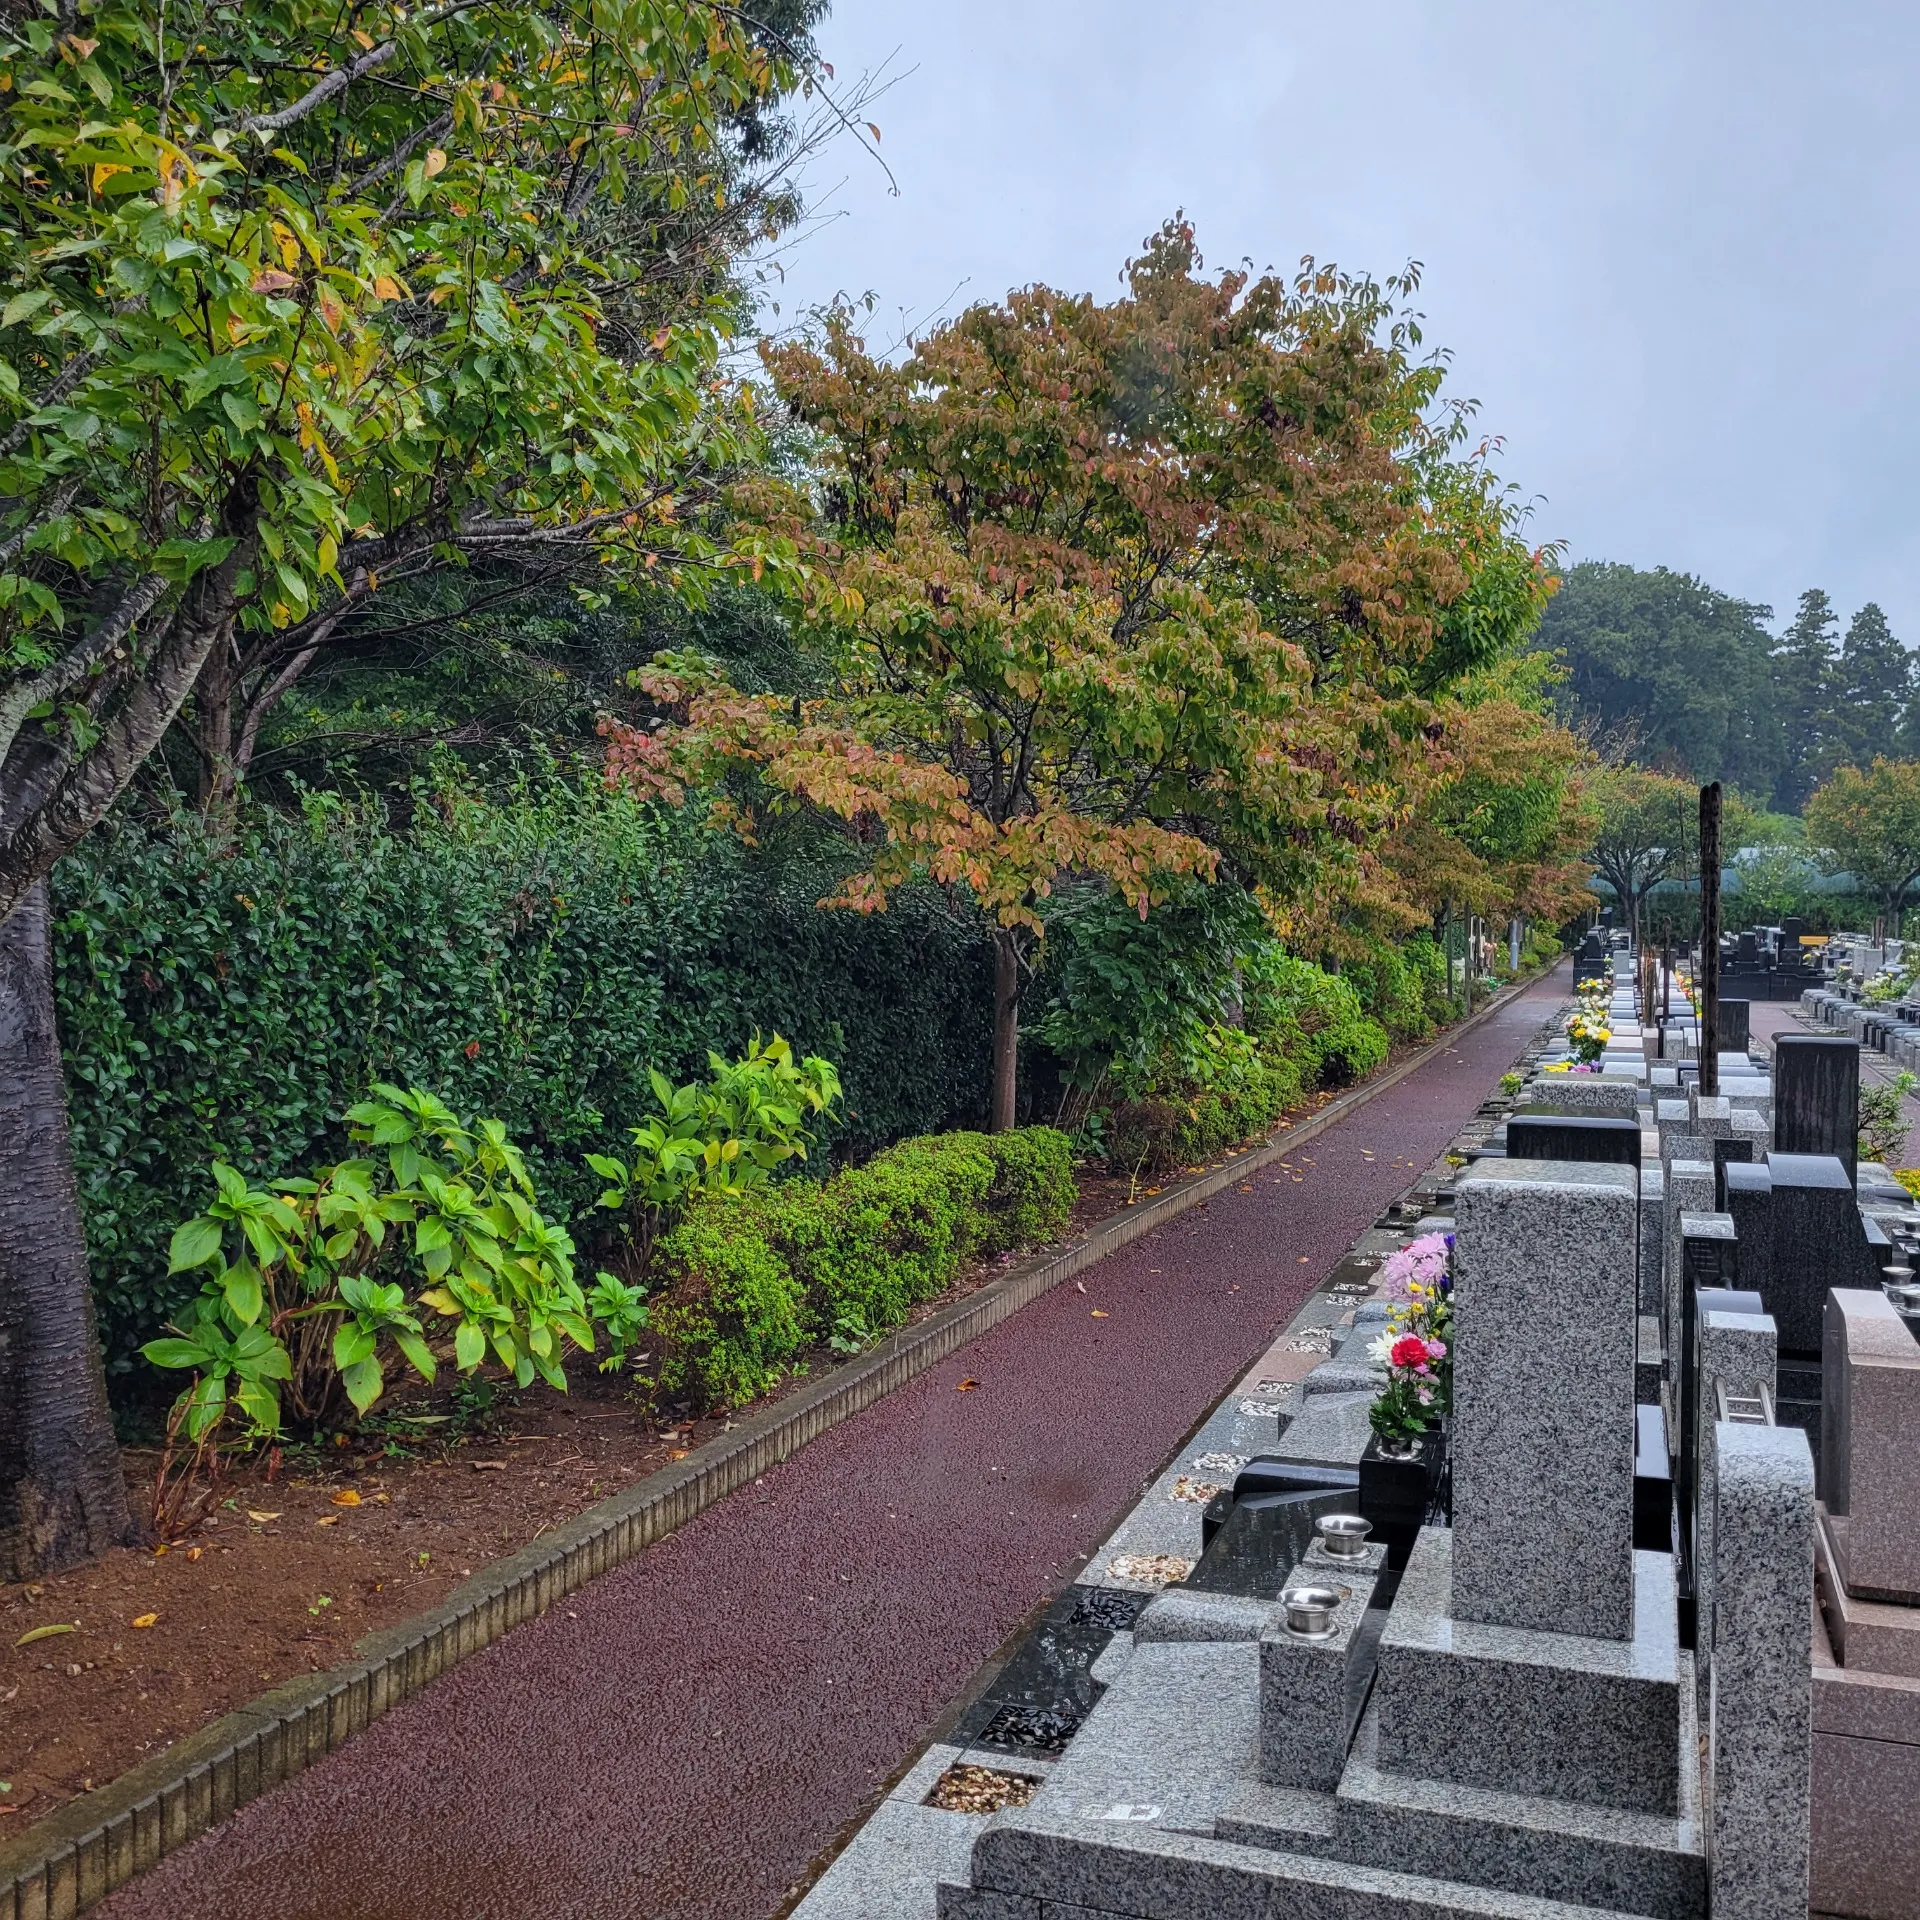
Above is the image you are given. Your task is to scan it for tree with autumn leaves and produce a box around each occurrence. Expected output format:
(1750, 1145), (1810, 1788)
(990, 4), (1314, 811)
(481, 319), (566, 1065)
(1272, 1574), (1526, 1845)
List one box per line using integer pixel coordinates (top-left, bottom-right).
(606, 224), (1575, 1126)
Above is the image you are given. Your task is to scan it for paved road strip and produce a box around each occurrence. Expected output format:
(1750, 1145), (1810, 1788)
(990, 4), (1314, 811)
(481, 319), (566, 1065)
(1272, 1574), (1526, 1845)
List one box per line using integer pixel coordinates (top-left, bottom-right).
(0, 969), (1560, 1920)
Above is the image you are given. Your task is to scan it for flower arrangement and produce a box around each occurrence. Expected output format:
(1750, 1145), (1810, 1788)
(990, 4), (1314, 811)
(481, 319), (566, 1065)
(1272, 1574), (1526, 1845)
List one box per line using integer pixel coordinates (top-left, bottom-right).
(1566, 1006), (1611, 1064)
(1368, 1231), (1453, 1444)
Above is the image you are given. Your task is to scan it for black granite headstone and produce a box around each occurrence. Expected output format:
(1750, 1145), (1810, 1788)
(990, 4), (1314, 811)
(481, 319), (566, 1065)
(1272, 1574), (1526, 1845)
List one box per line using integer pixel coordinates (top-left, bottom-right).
(1717, 998), (1750, 1052)
(1504, 1111), (1641, 1168)
(1711, 1136), (1755, 1208)
(1766, 1151), (1870, 1353)
(1773, 1033), (1860, 1184)
(1721, 1161), (1773, 1308)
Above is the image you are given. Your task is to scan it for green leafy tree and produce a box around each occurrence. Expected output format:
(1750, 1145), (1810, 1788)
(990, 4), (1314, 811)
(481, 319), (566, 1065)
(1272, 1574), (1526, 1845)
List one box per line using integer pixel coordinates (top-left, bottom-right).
(1532, 562), (1782, 796)
(1585, 765), (1754, 949)
(0, 0), (816, 1579)
(1805, 758), (1920, 927)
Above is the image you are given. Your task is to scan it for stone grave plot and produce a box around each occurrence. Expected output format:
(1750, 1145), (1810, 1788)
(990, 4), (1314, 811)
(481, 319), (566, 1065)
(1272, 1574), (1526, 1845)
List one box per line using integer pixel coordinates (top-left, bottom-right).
(793, 1010), (1557, 1920)
(1808, 1285), (1920, 1920)
(935, 1159), (1820, 1920)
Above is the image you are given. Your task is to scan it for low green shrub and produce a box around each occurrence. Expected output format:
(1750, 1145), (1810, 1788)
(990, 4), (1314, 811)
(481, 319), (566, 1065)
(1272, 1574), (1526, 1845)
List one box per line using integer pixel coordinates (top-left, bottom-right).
(980, 1127), (1076, 1248)
(1104, 1051), (1305, 1172)
(647, 1192), (805, 1409)
(649, 1126), (1076, 1406)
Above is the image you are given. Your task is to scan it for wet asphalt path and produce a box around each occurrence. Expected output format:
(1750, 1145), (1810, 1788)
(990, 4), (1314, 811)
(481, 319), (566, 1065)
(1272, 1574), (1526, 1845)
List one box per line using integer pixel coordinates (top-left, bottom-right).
(101, 968), (1565, 1920)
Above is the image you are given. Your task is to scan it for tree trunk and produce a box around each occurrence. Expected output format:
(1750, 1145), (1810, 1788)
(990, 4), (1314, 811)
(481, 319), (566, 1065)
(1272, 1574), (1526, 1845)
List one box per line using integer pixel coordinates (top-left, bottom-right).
(990, 928), (1020, 1132)
(0, 880), (134, 1580)
(193, 643), (237, 814)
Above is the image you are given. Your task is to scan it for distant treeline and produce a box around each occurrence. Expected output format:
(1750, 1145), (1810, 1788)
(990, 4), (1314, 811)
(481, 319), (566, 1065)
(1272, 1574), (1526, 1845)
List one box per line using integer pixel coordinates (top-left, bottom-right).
(1532, 561), (1912, 812)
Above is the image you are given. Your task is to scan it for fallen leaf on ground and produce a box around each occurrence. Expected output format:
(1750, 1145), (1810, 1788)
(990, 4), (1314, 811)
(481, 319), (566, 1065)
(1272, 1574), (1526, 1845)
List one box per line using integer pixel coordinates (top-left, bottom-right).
(1090, 1310), (1109, 1318)
(131, 1614), (158, 1629)
(669, 1448), (690, 1460)
(956, 1377), (980, 1392)
(330, 1490), (361, 1507)
(315, 1515), (341, 1527)
(1074, 1280), (1086, 1293)
(185, 1547), (203, 1561)
(247, 1511), (281, 1523)
(472, 1460), (507, 1472)
(13, 1624), (74, 1648)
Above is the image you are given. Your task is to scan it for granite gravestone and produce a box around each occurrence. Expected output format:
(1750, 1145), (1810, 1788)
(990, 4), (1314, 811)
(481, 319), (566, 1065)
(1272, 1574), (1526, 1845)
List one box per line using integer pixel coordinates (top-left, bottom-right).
(1709, 1423), (1815, 1920)
(1820, 1289), (1920, 1605)
(1453, 1160), (1639, 1639)
(1717, 997), (1751, 1052)
(1504, 1111), (1640, 1167)
(1773, 1032), (1860, 1185)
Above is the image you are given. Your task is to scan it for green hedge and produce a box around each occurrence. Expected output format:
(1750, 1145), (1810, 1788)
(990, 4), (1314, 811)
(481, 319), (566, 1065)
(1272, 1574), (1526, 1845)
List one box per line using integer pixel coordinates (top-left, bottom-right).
(649, 1126), (1076, 1405)
(51, 780), (996, 1378)
(1342, 934), (1453, 1043)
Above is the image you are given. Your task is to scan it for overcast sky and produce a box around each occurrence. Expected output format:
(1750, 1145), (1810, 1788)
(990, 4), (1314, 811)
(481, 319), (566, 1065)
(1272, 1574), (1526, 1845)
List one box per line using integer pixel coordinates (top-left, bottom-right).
(765, 1), (1920, 642)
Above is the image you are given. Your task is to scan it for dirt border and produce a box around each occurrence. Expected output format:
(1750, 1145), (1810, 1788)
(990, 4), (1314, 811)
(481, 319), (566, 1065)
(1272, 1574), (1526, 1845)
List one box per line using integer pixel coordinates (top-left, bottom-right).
(0, 969), (1558, 1920)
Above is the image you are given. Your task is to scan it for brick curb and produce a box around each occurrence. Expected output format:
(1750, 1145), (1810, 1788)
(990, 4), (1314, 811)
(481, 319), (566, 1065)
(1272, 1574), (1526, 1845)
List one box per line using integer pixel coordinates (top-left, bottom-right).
(0, 968), (1553, 1920)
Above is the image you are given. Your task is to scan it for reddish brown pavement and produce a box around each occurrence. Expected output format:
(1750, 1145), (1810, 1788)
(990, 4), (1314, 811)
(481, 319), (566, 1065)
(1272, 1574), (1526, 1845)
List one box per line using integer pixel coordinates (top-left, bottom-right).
(100, 967), (1566, 1920)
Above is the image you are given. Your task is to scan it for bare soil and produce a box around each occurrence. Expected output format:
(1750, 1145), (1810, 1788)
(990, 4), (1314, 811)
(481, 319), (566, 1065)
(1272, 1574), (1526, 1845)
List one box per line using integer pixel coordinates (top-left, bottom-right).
(0, 1097), (1342, 1832)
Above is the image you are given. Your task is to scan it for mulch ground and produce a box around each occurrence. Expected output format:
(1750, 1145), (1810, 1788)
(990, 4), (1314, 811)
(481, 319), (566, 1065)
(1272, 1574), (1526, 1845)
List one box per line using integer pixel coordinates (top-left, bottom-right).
(0, 1125), (1318, 1827)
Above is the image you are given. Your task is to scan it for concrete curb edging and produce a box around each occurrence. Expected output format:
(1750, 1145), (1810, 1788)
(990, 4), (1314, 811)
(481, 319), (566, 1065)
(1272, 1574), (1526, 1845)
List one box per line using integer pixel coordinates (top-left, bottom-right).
(0, 969), (1554, 1920)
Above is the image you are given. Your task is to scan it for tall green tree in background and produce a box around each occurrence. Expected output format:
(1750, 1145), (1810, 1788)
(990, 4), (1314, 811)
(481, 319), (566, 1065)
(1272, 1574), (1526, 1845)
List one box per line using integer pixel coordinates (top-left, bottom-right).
(1772, 588), (1841, 810)
(0, 0), (821, 1580)
(1828, 603), (1913, 775)
(1531, 562), (1783, 798)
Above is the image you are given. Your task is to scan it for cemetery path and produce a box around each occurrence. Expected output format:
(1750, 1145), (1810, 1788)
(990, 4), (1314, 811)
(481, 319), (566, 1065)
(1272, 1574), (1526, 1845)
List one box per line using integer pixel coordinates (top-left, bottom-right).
(98, 966), (1568, 1920)
(1748, 997), (1920, 1145)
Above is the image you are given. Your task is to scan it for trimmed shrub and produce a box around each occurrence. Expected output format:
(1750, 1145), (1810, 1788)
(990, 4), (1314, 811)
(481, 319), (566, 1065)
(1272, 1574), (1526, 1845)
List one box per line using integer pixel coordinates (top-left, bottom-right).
(1246, 953), (1389, 1085)
(785, 1134), (997, 1338)
(648, 1193), (805, 1409)
(649, 1126), (1076, 1406)
(1105, 1052), (1305, 1173)
(980, 1127), (1076, 1249)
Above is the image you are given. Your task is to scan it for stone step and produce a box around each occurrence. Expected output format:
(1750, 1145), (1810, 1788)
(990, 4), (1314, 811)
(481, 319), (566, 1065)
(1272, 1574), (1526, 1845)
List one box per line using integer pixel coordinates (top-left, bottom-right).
(1214, 1700), (1705, 1919)
(937, 1808), (1651, 1919)
(1371, 1534), (1685, 1817)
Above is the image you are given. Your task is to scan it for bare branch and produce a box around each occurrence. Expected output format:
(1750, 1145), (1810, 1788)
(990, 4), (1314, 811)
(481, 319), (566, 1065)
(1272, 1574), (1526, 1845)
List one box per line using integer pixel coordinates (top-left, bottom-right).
(232, 0), (483, 138)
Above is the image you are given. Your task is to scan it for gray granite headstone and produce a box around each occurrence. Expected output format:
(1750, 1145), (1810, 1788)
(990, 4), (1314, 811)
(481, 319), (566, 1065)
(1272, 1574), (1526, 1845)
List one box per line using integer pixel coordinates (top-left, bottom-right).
(1453, 1160), (1639, 1640)
(1638, 1164), (1666, 1317)
(1695, 1305), (1778, 1709)
(1664, 1159), (1716, 1389)
(1820, 1289), (1920, 1603)
(1709, 1421), (1814, 1920)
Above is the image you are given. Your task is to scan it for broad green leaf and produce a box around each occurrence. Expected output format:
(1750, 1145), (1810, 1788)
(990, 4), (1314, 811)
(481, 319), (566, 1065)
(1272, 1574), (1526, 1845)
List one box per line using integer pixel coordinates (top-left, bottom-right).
(141, 1336), (211, 1370)
(167, 1216), (225, 1273)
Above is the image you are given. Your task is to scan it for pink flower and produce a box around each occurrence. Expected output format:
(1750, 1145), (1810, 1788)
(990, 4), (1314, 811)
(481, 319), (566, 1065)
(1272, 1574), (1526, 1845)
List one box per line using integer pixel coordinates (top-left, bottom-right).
(1425, 1339), (1448, 1361)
